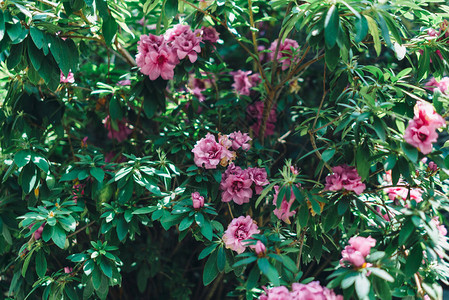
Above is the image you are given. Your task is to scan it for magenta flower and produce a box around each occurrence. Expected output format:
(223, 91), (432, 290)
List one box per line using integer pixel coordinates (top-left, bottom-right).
(251, 240), (266, 256)
(324, 164), (366, 195)
(191, 192), (205, 209)
(290, 281), (343, 300)
(64, 267), (73, 274)
(340, 246), (366, 268)
(192, 133), (227, 169)
(220, 171), (253, 205)
(425, 77), (449, 95)
(30, 223), (45, 240)
(103, 116), (133, 143)
(231, 70), (254, 96)
(72, 183), (85, 204)
(247, 167), (269, 194)
(201, 26), (220, 43)
(228, 131), (252, 151)
(223, 216), (260, 254)
(143, 46), (178, 80)
(428, 161), (438, 172)
(272, 185), (297, 224)
(172, 27), (202, 63)
(404, 119), (438, 154)
(268, 38), (299, 70)
(348, 236), (376, 257)
(60, 70), (75, 83)
(259, 286), (291, 300)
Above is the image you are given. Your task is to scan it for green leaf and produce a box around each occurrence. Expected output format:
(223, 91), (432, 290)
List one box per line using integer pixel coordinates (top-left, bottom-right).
(373, 276), (392, 300)
(102, 16), (118, 45)
(298, 204), (309, 227)
(90, 167), (105, 183)
(21, 163), (38, 194)
(404, 244), (423, 277)
(92, 266), (102, 290)
(384, 154), (397, 171)
(132, 206), (157, 215)
(116, 217), (128, 241)
(372, 117), (386, 141)
(164, 0), (178, 19)
(203, 251), (218, 285)
(60, 170), (80, 181)
(199, 243), (218, 260)
(14, 150), (31, 168)
(368, 267), (394, 282)
(217, 246), (226, 272)
(376, 12), (391, 47)
(52, 225), (67, 249)
(30, 27), (46, 49)
(179, 217), (194, 231)
(341, 272), (358, 289)
(257, 258), (280, 286)
(7, 23), (28, 44)
(324, 5), (339, 49)
(321, 149), (335, 162)
(233, 256), (257, 268)
(100, 260), (113, 278)
(355, 274), (370, 299)
(42, 224), (54, 242)
(325, 44), (340, 71)
(200, 219), (213, 241)
(356, 147), (370, 180)
(28, 40), (45, 71)
(22, 251), (33, 277)
(365, 15), (381, 56)
(355, 15), (368, 43)
(401, 142), (418, 163)
(36, 251), (47, 278)
(246, 265), (260, 289)
(32, 154), (49, 173)
(7, 42), (24, 70)
(109, 96), (123, 120)
(118, 180), (133, 204)
(0, 11), (5, 41)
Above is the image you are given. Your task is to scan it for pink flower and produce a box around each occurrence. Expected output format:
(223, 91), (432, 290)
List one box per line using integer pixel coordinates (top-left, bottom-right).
(348, 236), (376, 257)
(425, 77), (449, 95)
(64, 267), (73, 274)
(247, 101), (277, 137)
(431, 216), (447, 237)
(228, 131), (252, 151)
(136, 34), (165, 66)
(272, 185), (297, 224)
(268, 38), (299, 70)
(251, 240), (266, 256)
(232, 70), (254, 96)
(191, 192), (205, 209)
(404, 119), (438, 154)
(340, 246), (366, 268)
(247, 167), (269, 194)
(291, 281), (343, 300)
(187, 73), (213, 102)
(117, 79), (131, 86)
(60, 70), (75, 83)
(201, 26), (220, 43)
(172, 27), (202, 63)
(385, 183), (422, 204)
(164, 24), (191, 42)
(142, 45), (178, 80)
(259, 286), (291, 300)
(30, 223), (45, 240)
(414, 100), (446, 129)
(223, 216), (260, 254)
(103, 116), (133, 143)
(72, 183), (85, 204)
(220, 171), (253, 205)
(192, 133), (228, 169)
(324, 165), (366, 195)
(428, 161), (438, 172)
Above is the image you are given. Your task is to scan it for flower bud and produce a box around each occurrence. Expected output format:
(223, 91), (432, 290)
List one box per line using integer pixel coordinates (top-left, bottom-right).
(191, 192), (205, 209)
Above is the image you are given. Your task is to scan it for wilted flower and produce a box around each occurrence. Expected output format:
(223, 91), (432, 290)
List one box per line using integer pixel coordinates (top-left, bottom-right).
(272, 185), (297, 224)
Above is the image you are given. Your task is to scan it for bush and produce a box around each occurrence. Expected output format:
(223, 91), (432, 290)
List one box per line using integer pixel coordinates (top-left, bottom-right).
(0, 0), (449, 299)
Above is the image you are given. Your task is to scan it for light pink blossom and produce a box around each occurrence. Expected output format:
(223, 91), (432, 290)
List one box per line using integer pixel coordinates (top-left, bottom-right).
(117, 79), (131, 86)
(191, 192), (205, 209)
(432, 216), (447, 237)
(414, 100), (446, 129)
(64, 267), (73, 274)
(268, 38), (299, 70)
(340, 246), (366, 267)
(60, 70), (75, 83)
(291, 281), (343, 300)
(172, 27), (202, 63)
(259, 286), (291, 300)
(348, 236), (376, 257)
(251, 240), (266, 256)
(223, 216), (260, 254)
(164, 24), (191, 42)
(192, 133), (227, 169)
(272, 185), (297, 224)
(324, 164), (366, 195)
(425, 77), (449, 95)
(228, 131), (252, 151)
(404, 119), (438, 154)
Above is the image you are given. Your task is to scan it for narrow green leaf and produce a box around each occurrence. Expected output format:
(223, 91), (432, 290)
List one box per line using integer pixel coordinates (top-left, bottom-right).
(324, 5), (339, 49)
(365, 15), (381, 56)
(258, 258), (280, 286)
(355, 15), (368, 43)
(36, 251), (47, 278)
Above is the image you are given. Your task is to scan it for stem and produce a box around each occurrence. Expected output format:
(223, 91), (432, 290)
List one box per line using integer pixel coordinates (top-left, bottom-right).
(227, 202), (234, 219)
(296, 230), (305, 269)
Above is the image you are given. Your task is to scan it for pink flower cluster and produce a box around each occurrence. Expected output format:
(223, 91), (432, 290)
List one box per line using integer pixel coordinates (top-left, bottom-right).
(60, 70), (75, 83)
(340, 236), (376, 268)
(324, 164), (366, 195)
(425, 77), (449, 95)
(259, 281), (342, 300)
(136, 24), (204, 80)
(404, 101), (446, 154)
(103, 115), (133, 143)
(431, 216), (447, 237)
(192, 132), (251, 169)
(231, 70), (261, 96)
(223, 215), (260, 254)
(385, 185), (422, 204)
(268, 38), (299, 70)
(247, 101), (277, 137)
(220, 164), (269, 205)
(272, 185), (298, 224)
(191, 192), (205, 209)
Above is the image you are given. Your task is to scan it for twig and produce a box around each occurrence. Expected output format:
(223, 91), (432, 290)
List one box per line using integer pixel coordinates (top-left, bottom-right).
(226, 202), (234, 219)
